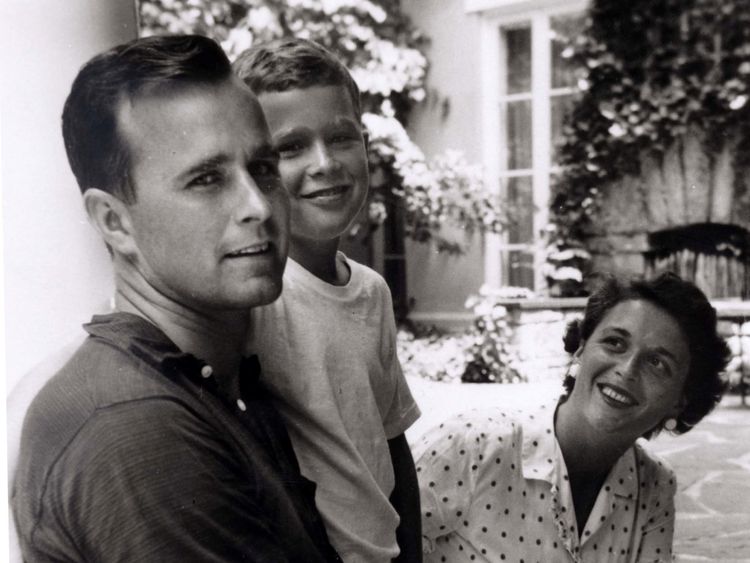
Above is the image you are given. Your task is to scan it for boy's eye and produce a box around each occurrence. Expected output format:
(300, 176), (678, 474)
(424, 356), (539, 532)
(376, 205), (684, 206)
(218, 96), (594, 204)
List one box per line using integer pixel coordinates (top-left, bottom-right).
(329, 128), (361, 145)
(276, 140), (305, 157)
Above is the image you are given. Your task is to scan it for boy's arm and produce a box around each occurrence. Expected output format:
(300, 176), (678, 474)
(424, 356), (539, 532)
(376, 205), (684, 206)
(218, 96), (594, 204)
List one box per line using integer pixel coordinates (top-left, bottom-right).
(388, 433), (423, 563)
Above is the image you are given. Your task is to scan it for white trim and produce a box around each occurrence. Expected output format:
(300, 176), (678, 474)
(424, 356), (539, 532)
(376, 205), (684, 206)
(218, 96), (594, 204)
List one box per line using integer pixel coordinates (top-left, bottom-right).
(477, 1), (588, 292)
(407, 311), (476, 324)
(465, 0), (588, 17)
(531, 12), (551, 291)
(480, 14), (503, 288)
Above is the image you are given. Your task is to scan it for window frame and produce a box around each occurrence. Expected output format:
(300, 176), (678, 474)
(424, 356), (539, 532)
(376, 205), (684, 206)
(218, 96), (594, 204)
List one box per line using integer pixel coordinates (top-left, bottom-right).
(476, 0), (588, 291)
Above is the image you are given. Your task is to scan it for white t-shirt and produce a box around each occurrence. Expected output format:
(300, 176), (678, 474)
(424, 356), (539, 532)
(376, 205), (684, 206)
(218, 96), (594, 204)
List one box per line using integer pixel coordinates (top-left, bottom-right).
(248, 253), (421, 563)
(415, 402), (676, 562)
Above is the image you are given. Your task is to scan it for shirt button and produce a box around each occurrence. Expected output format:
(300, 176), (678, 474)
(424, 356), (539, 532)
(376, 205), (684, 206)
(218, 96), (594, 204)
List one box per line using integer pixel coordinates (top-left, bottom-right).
(237, 398), (247, 412)
(201, 365), (213, 378)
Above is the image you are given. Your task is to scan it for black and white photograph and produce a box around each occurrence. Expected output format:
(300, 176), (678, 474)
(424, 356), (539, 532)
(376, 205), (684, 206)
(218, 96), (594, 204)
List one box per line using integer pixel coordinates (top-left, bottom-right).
(3, 0), (750, 561)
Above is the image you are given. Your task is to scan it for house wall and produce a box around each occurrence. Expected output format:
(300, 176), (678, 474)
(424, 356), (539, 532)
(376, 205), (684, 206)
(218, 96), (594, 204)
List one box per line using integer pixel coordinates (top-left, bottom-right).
(401, 0), (485, 325)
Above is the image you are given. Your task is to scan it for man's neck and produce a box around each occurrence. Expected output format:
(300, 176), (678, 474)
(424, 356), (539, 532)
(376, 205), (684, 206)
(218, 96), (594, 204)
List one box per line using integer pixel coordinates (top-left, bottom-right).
(113, 272), (248, 380)
(289, 236), (348, 285)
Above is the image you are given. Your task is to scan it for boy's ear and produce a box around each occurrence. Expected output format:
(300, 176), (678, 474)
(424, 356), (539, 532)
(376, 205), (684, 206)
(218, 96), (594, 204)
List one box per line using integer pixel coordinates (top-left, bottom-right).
(83, 188), (139, 257)
(362, 130), (369, 154)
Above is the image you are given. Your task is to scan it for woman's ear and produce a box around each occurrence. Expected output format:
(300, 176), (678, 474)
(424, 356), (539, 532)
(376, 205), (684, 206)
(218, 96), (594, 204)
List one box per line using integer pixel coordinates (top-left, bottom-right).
(83, 189), (138, 257)
(573, 341), (585, 361)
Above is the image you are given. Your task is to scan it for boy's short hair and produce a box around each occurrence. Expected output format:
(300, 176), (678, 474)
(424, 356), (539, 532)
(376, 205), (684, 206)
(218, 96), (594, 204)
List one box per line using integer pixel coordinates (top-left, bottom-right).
(62, 34), (233, 203)
(233, 37), (361, 118)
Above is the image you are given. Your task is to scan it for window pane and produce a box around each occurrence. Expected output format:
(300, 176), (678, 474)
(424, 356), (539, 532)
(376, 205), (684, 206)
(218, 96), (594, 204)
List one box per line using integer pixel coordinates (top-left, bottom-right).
(550, 93), (577, 164)
(504, 27), (531, 94)
(550, 14), (584, 89)
(505, 100), (532, 169)
(508, 250), (535, 289)
(506, 175), (534, 244)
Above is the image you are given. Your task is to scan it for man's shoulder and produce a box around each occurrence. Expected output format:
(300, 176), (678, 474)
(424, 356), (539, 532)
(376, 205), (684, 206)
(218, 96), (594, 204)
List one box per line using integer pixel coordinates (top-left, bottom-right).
(20, 335), (183, 475)
(29, 334), (171, 417)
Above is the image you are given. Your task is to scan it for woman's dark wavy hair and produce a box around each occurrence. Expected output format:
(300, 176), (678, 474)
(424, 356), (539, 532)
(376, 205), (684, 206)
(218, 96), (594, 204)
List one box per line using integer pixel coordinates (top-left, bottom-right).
(562, 272), (729, 436)
(62, 34), (232, 203)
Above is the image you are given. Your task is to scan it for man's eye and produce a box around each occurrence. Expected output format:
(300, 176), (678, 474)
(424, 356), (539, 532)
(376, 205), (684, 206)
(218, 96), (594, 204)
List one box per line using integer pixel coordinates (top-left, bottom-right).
(249, 160), (281, 191)
(188, 172), (222, 188)
(250, 160), (279, 177)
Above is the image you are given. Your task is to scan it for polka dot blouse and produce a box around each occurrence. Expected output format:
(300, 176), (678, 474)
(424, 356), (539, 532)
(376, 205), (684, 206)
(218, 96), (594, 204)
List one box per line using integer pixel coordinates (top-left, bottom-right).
(414, 401), (676, 563)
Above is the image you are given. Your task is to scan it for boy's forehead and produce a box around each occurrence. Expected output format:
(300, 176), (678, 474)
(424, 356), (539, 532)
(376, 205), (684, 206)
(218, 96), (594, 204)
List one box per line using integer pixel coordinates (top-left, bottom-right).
(257, 84), (360, 131)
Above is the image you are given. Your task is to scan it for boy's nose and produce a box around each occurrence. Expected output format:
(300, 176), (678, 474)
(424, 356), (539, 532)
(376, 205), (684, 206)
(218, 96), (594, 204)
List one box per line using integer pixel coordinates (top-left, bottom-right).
(309, 140), (340, 175)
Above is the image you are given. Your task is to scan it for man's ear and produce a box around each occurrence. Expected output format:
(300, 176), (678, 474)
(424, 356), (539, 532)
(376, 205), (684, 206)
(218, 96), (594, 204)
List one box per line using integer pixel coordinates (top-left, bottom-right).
(83, 189), (138, 257)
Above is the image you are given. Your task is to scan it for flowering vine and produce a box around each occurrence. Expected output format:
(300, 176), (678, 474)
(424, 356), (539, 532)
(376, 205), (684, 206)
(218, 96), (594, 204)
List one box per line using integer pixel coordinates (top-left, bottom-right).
(550, 0), (750, 293)
(139, 0), (508, 253)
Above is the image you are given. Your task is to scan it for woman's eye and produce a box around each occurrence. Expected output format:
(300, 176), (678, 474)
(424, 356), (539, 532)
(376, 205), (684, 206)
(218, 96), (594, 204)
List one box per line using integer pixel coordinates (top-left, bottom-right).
(602, 337), (625, 351)
(646, 355), (670, 375)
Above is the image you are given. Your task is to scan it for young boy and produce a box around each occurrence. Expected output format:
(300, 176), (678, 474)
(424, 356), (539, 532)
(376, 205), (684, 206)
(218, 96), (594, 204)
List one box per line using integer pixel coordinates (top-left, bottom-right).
(234, 39), (422, 562)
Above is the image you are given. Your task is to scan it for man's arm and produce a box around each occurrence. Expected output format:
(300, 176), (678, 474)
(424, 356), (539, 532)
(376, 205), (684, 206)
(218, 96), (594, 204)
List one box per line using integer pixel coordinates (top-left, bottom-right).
(388, 433), (423, 563)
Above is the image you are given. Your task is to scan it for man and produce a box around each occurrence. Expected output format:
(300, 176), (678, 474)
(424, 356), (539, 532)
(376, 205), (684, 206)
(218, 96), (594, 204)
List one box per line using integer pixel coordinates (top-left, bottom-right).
(12, 35), (340, 562)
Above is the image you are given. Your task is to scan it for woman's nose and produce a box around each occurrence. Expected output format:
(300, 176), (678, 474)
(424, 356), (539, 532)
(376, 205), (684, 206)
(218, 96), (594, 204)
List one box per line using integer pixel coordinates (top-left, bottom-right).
(616, 353), (640, 380)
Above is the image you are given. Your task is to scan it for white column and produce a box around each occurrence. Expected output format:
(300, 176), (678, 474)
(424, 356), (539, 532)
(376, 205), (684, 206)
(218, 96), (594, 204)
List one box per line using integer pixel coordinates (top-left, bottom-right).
(2, 0), (137, 393)
(2, 2), (137, 558)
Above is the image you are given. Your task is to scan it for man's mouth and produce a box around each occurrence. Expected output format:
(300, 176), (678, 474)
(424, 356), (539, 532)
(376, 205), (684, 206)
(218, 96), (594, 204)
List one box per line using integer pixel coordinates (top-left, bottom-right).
(225, 242), (270, 257)
(300, 185), (349, 199)
(597, 383), (638, 407)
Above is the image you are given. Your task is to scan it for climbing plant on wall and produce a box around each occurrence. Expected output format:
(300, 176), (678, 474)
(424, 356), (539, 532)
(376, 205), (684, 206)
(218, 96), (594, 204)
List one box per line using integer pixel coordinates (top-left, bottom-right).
(139, 0), (509, 254)
(549, 0), (750, 292)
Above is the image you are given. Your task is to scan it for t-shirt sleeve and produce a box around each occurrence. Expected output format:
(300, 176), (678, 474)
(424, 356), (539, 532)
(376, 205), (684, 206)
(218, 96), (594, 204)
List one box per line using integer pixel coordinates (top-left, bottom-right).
(38, 399), (302, 563)
(376, 277), (421, 439)
(636, 461), (677, 562)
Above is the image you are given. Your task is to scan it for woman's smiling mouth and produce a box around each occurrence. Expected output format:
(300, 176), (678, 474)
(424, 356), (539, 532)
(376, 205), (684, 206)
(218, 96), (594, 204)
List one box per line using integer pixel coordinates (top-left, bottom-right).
(597, 383), (639, 407)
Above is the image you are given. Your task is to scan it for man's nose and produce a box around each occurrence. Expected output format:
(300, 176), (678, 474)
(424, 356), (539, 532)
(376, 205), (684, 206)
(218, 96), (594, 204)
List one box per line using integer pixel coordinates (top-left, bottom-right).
(233, 172), (272, 223)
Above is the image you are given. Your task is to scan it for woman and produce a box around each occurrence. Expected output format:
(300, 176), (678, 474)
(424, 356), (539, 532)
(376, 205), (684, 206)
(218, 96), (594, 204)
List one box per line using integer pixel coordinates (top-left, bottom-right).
(416, 272), (728, 562)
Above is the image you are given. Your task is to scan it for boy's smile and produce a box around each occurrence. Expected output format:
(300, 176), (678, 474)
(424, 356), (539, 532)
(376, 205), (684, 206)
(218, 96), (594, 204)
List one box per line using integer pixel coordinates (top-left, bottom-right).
(257, 85), (369, 245)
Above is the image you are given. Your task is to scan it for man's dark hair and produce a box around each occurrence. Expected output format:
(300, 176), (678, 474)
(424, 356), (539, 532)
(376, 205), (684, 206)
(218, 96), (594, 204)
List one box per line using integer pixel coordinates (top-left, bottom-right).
(562, 272), (730, 436)
(62, 34), (233, 203)
(233, 37), (361, 118)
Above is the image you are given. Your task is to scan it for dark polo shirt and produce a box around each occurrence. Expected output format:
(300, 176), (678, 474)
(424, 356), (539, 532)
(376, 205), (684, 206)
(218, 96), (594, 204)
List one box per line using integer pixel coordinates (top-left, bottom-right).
(13, 312), (341, 562)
